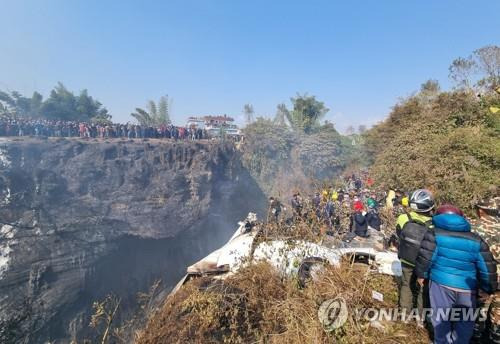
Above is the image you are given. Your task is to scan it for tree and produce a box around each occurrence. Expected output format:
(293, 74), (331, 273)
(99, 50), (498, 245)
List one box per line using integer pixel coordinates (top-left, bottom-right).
(474, 45), (500, 90)
(0, 83), (110, 121)
(30, 92), (43, 117)
(0, 91), (15, 117)
(345, 125), (355, 135)
(157, 95), (171, 124)
(418, 79), (441, 103)
(357, 124), (367, 134)
(132, 95), (171, 126)
(366, 91), (499, 213)
(243, 104), (254, 125)
(274, 103), (288, 126)
(10, 91), (31, 116)
(285, 93), (329, 134)
(449, 57), (475, 89)
(38, 83), (110, 121)
(420, 79), (440, 94)
(0, 90), (41, 118)
(40, 83), (76, 120)
(0, 102), (8, 118)
(131, 108), (154, 126)
(449, 45), (500, 91)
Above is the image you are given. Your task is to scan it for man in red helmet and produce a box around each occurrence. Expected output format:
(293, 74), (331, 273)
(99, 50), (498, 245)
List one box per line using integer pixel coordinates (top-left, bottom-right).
(350, 200), (368, 238)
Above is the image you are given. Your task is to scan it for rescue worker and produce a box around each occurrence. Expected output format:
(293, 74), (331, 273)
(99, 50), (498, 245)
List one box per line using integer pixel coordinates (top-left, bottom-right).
(472, 195), (499, 343)
(321, 189), (329, 202)
(312, 192), (322, 220)
(366, 176), (374, 188)
(396, 189), (435, 316)
(268, 196), (282, 223)
(354, 178), (362, 191)
(473, 195), (500, 267)
(415, 204), (497, 344)
(291, 192), (303, 220)
(331, 190), (342, 232)
(386, 189), (396, 209)
(323, 197), (335, 230)
(331, 190), (338, 202)
(337, 190), (345, 202)
(349, 200), (368, 238)
(393, 189), (404, 207)
(365, 198), (382, 231)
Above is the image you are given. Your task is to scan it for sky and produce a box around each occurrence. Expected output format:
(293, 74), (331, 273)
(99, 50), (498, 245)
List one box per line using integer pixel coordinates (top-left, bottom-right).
(1, 0), (499, 132)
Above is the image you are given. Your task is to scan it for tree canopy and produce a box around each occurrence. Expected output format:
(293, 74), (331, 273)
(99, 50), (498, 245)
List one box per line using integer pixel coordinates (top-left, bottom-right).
(273, 103), (288, 126)
(449, 45), (500, 91)
(242, 116), (351, 196)
(283, 94), (329, 133)
(0, 82), (111, 122)
(364, 89), (499, 213)
(243, 104), (255, 125)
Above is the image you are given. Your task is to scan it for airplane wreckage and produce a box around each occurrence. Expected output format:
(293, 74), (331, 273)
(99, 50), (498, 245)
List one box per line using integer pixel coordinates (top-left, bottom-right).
(171, 213), (402, 295)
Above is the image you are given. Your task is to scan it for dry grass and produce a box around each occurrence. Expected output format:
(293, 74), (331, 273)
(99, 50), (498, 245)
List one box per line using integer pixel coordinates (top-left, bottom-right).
(136, 259), (429, 344)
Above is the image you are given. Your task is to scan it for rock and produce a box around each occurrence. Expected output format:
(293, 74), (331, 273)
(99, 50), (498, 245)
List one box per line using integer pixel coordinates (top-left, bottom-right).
(0, 139), (266, 343)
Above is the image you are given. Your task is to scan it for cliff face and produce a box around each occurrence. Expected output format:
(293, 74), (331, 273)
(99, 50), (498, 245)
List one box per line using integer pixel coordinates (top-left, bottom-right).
(0, 138), (266, 343)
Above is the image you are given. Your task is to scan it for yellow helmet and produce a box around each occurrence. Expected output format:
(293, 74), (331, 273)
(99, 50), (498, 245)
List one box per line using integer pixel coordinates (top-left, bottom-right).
(402, 196), (409, 207)
(322, 190), (329, 197)
(331, 191), (338, 201)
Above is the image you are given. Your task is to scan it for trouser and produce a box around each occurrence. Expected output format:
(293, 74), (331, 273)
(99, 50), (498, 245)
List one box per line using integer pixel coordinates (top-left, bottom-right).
(269, 211), (280, 223)
(429, 281), (476, 344)
(399, 265), (423, 317)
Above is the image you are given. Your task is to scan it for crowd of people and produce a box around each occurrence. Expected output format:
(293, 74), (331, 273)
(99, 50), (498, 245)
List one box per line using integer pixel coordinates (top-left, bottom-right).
(0, 118), (212, 140)
(268, 174), (385, 237)
(267, 174), (499, 344)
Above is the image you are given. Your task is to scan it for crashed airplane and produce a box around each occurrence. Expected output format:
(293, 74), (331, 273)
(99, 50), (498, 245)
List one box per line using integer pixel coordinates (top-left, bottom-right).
(171, 213), (402, 295)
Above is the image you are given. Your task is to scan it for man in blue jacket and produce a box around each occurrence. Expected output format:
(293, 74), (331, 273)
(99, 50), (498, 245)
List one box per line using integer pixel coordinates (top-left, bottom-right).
(415, 204), (498, 344)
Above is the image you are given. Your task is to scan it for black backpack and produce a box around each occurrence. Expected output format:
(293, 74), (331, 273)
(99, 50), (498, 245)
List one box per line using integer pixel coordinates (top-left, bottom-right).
(398, 212), (432, 265)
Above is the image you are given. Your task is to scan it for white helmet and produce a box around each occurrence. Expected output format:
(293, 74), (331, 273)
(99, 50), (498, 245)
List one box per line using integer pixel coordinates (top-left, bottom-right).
(409, 189), (435, 213)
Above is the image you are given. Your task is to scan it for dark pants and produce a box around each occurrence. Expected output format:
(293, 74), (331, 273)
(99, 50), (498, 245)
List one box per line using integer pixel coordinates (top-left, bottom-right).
(429, 281), (476, 344)
(399, 265), (423, 316)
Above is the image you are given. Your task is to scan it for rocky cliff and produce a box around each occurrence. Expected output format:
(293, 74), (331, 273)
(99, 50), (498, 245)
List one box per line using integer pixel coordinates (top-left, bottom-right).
(0, 138), (266, 343)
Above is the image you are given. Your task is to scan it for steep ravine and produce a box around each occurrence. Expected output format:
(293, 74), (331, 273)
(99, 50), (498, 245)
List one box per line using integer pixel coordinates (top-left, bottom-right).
(0, 138), (266, 343)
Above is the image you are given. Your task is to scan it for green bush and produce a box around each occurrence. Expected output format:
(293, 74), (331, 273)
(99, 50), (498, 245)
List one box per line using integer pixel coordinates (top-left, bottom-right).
(365, 91), (500, 213)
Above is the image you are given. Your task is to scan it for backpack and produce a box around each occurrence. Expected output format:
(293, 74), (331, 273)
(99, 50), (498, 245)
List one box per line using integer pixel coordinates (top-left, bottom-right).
(352, 212), (368, 237)
(398, 212), (432, 266)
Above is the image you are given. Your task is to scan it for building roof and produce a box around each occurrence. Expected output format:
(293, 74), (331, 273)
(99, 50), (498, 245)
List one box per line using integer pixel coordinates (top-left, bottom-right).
(188, 115), (234, 122)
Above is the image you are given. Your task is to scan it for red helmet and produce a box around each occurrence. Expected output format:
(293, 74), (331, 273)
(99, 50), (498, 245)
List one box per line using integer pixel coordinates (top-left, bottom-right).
(436, 204), (464, 217)
(353, 200), (364, 211)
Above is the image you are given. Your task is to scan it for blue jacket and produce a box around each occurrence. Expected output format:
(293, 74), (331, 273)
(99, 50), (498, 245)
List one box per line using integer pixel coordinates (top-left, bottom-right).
(415, 214), (497, 293)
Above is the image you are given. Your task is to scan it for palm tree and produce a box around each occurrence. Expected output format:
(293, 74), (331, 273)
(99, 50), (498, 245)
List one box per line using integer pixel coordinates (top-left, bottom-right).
(131, 95), (172, 126)
(243, 104), (254, 124)
(274, 103), (288, 126)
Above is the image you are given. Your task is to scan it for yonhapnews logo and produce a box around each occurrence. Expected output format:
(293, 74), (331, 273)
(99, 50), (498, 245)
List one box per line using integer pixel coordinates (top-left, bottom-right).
(317, 297), (348, 331)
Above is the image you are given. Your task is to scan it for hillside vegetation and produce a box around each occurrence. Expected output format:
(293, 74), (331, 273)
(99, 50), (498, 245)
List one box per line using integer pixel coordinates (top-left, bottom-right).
(137, 261), (428, 344)
(364, 45), (500, 212)
(241, 118), (356, 197)
(364, 89), (499, 212)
